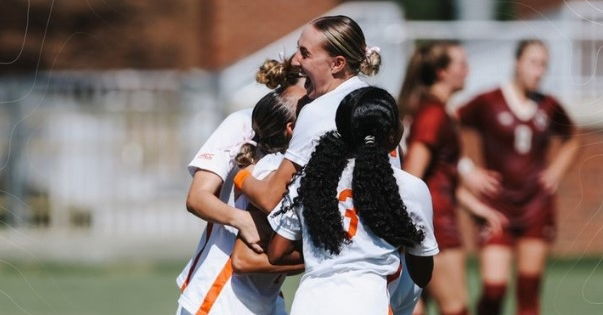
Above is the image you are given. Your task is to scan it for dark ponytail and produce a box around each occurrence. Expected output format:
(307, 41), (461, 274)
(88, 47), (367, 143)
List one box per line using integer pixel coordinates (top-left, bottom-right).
(279, 87), (424, 255)
(353, 140), (424, 249)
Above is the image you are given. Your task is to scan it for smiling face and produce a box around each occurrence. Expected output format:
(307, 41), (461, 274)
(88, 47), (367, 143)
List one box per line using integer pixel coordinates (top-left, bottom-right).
(291, 25), (339, 100)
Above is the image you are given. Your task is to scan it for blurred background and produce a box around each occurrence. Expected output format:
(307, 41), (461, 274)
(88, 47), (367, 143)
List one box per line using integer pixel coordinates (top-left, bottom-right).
(0, 0), (602, 314)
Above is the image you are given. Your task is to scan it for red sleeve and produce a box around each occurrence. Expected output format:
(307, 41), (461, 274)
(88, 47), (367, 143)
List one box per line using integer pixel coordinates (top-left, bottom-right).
(457, 94), (483, 129)
(408, 105), (447, 150)
(549, 97), (574, 139)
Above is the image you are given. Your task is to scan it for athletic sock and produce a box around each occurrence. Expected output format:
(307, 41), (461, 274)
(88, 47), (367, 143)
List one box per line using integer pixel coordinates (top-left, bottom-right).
(477, 282), (507, 315)
(517, 273), (541, 315)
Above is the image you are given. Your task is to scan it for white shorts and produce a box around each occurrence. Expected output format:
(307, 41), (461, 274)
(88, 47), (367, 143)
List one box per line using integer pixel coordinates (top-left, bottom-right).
(291, 272), (389, 315)
(387, 260), (423, 315)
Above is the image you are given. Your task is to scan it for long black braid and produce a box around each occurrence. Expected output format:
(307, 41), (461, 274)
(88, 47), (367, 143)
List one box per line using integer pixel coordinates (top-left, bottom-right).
(276, 87), (425, 255)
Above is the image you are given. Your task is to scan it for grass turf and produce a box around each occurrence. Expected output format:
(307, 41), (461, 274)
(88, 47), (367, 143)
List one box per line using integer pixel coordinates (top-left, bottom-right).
(0, 258), (601, 315)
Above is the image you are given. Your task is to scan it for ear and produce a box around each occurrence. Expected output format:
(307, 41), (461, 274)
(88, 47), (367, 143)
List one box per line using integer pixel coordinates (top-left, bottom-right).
(330, 55), (347, 74)
(285, 121), (295, 138)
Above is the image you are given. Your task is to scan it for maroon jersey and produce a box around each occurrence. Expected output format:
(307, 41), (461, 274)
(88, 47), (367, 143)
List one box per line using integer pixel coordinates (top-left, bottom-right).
(407, 97), (461, 249)
(458, 88), (573, 224)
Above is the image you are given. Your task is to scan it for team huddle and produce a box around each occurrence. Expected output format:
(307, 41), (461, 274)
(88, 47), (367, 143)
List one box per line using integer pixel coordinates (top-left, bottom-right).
(176, 15), (579, 315)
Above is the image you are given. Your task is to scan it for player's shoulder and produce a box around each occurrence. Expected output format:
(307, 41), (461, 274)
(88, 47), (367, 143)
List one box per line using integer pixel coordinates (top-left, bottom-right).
(392, 169), (430, 200)
(224, 108), (253, 124)
(415, 100), (447, 121)
(254, 152), (285, 176)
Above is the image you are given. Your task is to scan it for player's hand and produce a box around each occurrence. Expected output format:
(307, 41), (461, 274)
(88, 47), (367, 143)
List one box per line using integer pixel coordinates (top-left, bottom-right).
(461, 166), (502, 198)
(479, 207), (509, 237)
(539, 168), (561, 194)
(232, 211), (263, 253)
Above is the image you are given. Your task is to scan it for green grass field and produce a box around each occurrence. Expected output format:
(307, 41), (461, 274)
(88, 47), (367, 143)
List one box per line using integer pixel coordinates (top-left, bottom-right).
(1, 258), (602, 315)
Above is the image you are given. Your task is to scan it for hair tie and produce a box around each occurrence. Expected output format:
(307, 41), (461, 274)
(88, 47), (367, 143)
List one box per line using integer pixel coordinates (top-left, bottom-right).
(364, 135), (376, 145)
(243, 139), (257, 147)
(365, 46), (381, 58)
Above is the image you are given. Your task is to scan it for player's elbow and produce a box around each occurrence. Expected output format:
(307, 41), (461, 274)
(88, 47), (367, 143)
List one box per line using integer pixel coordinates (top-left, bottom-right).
(185, 194), (198, 215)
(266, 250), (285, 265)
(231, 253), (255, 274)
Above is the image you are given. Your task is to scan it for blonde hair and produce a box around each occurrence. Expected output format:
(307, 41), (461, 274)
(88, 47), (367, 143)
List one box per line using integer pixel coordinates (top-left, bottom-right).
(256, 56), (301, 90)
(311, 15), (381, 76)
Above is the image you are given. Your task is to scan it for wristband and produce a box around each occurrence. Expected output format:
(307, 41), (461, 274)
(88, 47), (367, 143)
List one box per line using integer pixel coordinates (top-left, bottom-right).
(458, 157), (475, 176)
(234, 169), (251, 190)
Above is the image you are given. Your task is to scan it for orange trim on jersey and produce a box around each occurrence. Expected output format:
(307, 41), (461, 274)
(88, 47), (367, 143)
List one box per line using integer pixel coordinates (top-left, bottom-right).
(386, 262), (403, 284)
(344, 208), (359, 238)
(388, 305), (394, 315)
(180, 223), (214, 292)
(338, 189), (353, 201)
(196, 258), (234, 315)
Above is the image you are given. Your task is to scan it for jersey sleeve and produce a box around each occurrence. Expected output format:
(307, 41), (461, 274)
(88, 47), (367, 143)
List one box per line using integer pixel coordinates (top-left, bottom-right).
(457, 94), (483, 129)
(267, 208), (302, 241)
(408, 105), (448, 151)
(284, 108), (318, 167)
(188, 110), (253, 180)
(549, 98), (574, 139)
(400, 174), (440, 257)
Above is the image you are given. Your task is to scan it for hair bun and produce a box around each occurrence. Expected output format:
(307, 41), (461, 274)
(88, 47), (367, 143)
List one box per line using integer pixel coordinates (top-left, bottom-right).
(256, 59), (287, 89)
(360, 50), (381, 76)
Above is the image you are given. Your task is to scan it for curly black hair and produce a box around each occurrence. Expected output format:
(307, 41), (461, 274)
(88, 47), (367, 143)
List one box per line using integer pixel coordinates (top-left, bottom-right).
(277, 87), (425, 255)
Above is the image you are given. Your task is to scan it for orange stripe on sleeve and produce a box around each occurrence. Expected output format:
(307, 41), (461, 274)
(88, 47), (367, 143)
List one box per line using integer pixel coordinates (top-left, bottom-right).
(196, 258), (234, 315)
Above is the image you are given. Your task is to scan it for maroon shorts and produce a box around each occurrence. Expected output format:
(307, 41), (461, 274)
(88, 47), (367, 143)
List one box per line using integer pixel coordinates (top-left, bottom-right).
(479, 192), (556, 247)
(432, 191), (463, 250)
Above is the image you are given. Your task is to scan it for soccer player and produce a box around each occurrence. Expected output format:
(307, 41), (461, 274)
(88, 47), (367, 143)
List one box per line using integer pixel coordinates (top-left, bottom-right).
(457, 39), (581, 315)
(267, 87), (439, 315)
(400, 41), (506, 315)
(176, 57), (305, 315)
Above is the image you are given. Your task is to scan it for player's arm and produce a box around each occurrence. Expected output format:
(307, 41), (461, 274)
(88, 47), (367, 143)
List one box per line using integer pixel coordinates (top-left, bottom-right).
(232, 236), (304, 274)
(457, 128), (501, 197)
(540, 128), (581, 194)
(404, 253), (433, 288)
(404, 142), (431, 178)
(231, 206), (304, 274)
(238, 159), (299, 213)
(456, 186), (508, 236)
(186, 170), (262, 252)
(267, 233), (302, 265)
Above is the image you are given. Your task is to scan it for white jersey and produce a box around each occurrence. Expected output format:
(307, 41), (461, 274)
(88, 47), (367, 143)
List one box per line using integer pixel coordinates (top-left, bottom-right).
(268, 160), (439, 314)
(285, 76), (367, 167)
(177, 108), (286, 315)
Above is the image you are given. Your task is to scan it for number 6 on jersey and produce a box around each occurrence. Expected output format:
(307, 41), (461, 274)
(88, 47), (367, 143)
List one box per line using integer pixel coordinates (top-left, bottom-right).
(338, 189), (359, 238)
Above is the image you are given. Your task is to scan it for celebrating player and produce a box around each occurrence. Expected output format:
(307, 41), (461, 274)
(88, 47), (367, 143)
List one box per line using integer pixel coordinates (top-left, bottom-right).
(176, 57), (305, 315)
(267, 87), (439, 315)
(457, 39), (581, 315)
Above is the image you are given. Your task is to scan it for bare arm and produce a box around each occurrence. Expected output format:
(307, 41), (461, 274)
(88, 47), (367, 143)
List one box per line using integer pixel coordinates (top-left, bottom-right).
(240, 159), (299, 213)
(404, 253), (433, 288)
(404, 142), (431, 178)
(458, 128), (501, 197)
(267, 233), (301, 266)
(231, 236), (304, 274)
(540, 131), (581, 193)
(456, 186), (508, 236)
(231, 207), (304, 274)
(186, 170), (262, 251)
